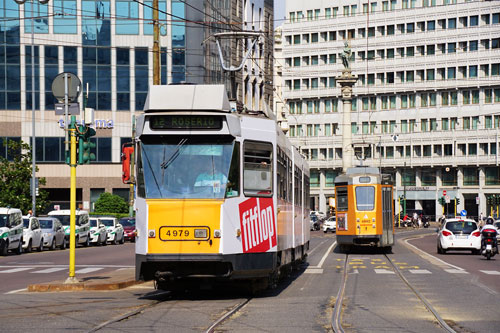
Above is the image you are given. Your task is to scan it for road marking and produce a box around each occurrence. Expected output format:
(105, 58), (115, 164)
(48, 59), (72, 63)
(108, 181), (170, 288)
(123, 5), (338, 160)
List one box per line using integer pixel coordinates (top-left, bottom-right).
(409, 269), (431, 274)
(75, 267), (104, 274)
(4, 288), (27, 295)
(349, 269), (359, 274)
(480, 270), (500, 275)
(308, 241), (336, 270)
(307, 239), (329, 256)
(304, 268), (323, 274)
(31, 267), (67, 274)
(445, 269), (469, 274)
(404, 237), (466, 272)
(0, 268), (32, 273)
(0, 265), (134, 268)
(374, 269), (395, 274)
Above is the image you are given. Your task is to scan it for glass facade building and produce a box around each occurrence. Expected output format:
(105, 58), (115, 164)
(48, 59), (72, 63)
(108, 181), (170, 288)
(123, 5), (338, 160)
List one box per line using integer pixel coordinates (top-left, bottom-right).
(0, 0), (273, 212)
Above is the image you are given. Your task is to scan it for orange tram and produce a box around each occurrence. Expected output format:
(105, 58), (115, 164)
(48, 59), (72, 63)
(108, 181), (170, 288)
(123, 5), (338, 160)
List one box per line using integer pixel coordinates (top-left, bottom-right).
(335, 167), (395, 252)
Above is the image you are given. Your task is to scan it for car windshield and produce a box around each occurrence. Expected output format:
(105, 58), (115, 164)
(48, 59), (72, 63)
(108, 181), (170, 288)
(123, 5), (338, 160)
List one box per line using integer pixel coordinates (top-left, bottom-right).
(100, 219), (114, 227)
(90, 219), (98, 227)
(50, 215), (80, 226)
(39, 219), (53, 229)
(23, 218), (30, 228)
(0, 214), (9, 228)
(138, 135), (235, 199)
(120, 219), (135, 227)
(445, 221), (477, 234)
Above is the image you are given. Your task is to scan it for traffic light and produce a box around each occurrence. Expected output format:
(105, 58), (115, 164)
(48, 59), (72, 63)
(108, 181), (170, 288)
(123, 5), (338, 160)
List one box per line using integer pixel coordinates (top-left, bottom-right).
(78, 125), (96, 164)
(494, 195), (500, 206)
(455, 197), (460, 205)
(438, 196), (446, 206)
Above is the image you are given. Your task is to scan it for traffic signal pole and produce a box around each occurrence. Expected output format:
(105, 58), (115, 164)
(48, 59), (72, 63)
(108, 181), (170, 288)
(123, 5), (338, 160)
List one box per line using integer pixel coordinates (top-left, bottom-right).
(68, 115), (77, 281)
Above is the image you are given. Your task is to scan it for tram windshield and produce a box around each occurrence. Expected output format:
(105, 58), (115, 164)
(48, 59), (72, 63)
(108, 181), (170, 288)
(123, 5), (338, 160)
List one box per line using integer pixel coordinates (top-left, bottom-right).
(138, 135), (237, 199)
(355, 186), (375, 211)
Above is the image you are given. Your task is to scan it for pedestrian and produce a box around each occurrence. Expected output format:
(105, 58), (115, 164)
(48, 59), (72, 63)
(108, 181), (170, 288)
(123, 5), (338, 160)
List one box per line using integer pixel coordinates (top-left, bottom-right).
(479, 212), (484, 227)
(27, 209), (32, 217)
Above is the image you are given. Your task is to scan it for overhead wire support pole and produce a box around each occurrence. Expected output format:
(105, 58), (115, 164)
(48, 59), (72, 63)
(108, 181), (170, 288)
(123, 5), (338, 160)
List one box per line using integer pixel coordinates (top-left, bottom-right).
(152, 0), (160, 85)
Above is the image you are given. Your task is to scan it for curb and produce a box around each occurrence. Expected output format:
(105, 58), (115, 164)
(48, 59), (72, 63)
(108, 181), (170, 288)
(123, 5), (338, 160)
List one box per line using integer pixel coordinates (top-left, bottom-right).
(27, 279), (140, 292)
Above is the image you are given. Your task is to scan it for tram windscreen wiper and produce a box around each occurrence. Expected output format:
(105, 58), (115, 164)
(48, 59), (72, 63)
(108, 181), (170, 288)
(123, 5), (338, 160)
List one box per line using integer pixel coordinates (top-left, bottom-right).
(142, 145), (163, 197)
(161, 138), (187, 170)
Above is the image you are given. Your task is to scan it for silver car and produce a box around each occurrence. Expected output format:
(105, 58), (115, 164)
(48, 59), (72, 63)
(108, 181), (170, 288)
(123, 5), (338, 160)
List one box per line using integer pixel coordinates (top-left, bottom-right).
(39, 217), (67, 250)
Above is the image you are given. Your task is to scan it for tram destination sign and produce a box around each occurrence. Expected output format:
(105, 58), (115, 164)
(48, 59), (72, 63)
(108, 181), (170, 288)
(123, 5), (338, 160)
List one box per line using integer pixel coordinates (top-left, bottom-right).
(149, 115), (223, 130)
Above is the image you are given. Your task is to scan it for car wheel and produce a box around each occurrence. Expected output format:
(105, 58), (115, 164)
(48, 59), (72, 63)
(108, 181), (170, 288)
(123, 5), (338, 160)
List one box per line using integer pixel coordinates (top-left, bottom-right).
(38, 239), (44, 252)
(50, 238), (56, 251)
(15, 239), (23, 255)
(60, 237), (67, 250)
(437, 243), (443, 254)
(113, 235), (119, 245)
(26, 239), (32, 253)
(84, 235), (90, 247)
(324, 230), (327, 234)
(120, 234), (125, 244)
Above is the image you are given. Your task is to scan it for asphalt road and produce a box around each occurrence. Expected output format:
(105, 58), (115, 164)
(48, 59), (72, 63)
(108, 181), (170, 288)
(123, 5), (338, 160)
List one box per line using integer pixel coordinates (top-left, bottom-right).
(0, 229), (499, 332)
(0, 242), (135, 293)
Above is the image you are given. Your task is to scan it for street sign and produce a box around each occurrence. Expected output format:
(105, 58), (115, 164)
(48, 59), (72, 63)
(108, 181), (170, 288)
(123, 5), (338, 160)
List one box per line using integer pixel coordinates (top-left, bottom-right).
(476, 196), (479, 204)
(445, 195), (450, 203)
(51, 72), (81, 103)
(55, 103), (80, 115)
(443, 190), (447, 196)
(460, 209), (467, 217)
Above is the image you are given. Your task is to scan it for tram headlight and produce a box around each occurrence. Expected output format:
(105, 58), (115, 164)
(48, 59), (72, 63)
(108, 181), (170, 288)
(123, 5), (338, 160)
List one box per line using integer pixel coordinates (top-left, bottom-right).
(214, 229), (221, 238)
(194, 229), (208, 238)
(148, 229), (156, 238)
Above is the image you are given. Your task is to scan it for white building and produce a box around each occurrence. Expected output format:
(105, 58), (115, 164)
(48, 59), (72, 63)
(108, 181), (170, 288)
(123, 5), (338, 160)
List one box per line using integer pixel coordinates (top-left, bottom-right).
(280, 0), (500, 219)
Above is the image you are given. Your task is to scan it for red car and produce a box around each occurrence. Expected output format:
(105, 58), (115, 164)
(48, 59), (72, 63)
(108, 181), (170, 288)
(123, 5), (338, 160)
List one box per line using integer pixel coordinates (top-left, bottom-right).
(119, 217), (136, 242)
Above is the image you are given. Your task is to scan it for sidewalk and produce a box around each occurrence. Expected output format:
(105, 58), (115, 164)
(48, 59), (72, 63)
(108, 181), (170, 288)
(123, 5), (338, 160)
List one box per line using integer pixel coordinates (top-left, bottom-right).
(27, 267), (140, 292)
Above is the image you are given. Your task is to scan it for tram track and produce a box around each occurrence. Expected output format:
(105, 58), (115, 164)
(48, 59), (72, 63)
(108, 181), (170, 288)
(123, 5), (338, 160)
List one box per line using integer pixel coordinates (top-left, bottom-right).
(331, 252), (457, 333)
(86, 289), (251, 332)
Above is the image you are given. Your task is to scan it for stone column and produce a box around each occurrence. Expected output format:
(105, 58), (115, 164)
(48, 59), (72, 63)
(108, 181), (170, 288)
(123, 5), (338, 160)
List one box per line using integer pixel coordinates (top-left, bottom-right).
(336, 70), (358, 173)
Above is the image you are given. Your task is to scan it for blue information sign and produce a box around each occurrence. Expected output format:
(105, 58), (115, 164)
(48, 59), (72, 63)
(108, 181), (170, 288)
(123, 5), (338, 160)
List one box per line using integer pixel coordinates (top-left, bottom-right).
(460, 209), (467, 217)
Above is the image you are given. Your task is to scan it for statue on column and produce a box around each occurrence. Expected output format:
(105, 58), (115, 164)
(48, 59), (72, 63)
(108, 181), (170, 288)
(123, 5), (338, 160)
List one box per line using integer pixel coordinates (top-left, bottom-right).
(340, 41), (352, 70)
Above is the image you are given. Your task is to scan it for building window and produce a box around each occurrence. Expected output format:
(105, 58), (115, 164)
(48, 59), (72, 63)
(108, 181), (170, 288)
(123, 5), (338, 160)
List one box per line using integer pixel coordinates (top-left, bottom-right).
(135, 47), (149, 110)
(25, 45), (40, 111)
(442, 168), (457, 186)
(402, 169), (416, 186)
(90, 137), (112, 162)
(485, 167), (500, 185)
(54, 0), (77, 34)
(310, 170), (320, 187)
(0, 137), (21, 161)
(116, 48), (130, 110)
(463, 167), (479, 186)
(116, 0), (139, 34)
(421, 169), (436, 186)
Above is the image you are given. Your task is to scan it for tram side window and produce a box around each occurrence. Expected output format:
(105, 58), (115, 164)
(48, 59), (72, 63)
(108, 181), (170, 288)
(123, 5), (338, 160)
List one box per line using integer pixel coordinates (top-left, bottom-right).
(336, 187), (348, 211)
(136, 144), (146, 198)
(355, 186), (375, 211)
(225, 142), (240, 198)
(243, 141), (273, 197)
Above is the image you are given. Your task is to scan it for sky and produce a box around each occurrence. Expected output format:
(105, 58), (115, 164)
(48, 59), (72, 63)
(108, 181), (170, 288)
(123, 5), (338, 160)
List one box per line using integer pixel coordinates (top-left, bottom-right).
(274, 0), (286, 28)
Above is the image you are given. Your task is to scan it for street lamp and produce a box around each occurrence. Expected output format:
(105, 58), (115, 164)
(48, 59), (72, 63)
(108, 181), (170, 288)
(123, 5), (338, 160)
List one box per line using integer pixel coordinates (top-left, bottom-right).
(15, 0), (50, 216)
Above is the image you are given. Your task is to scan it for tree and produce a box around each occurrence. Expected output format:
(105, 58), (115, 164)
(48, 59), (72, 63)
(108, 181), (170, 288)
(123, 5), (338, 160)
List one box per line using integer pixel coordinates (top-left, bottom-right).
(94, 192), (128, 214)
(0, 139), (49, 214)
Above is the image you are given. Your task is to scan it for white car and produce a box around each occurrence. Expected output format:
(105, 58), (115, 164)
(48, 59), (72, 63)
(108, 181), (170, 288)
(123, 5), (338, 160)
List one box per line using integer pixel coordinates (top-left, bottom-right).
(48, 210), (91, 247)
(22, 216), (43, 252)
(494, 221), (500, 242)
(99, 217), (125, 244)
(311, 211), (326, 221)
(323, 217), (336, 233)
(89, 218), (108, 246)
(437, 218), (481, 254)
(0, 207), (23, 255)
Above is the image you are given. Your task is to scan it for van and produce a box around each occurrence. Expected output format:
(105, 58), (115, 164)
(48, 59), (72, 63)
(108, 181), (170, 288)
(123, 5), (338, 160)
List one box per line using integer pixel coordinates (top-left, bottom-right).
(0, 207), (24, 255)
(47, 210), (90, 247)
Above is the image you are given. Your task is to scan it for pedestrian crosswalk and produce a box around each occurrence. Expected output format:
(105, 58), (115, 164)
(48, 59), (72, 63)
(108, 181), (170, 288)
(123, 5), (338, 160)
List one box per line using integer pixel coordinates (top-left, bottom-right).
(0, 265), (133, 274)
(336, 268), (500, 275)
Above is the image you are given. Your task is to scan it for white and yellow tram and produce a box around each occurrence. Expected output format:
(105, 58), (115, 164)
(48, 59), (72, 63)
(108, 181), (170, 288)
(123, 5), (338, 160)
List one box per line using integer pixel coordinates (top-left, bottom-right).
(132, 85), (309, 289)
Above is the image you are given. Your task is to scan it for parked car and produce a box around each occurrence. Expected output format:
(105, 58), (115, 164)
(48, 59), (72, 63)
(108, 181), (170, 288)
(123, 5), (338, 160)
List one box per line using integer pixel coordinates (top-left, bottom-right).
(48, 210), (90, 247)
(99, 217), (125, 244)
(89, 218), (108, 246)
(119, 217), (136, 242)
(22, 216), (43, 252)
(311, 211), (326, 221)
(0, 207), (23, 255)
(39, 217), (67, 250)
(310, 215), (320, 231)
(323, 216), (336, 233)
(437, 218), (481, 254)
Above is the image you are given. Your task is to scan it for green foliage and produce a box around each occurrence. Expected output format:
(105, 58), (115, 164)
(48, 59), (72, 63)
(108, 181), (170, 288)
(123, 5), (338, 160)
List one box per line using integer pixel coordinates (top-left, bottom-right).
(94, 192), (129, 214)
(89, 212), (132, 219)
(0, 140), (49, 214)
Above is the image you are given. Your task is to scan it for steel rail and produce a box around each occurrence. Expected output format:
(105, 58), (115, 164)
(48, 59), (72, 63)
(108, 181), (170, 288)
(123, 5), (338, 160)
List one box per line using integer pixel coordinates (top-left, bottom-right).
(331, 253), (348, 333)
(205, 298), (252, 333)
(384, 253), (457, 333)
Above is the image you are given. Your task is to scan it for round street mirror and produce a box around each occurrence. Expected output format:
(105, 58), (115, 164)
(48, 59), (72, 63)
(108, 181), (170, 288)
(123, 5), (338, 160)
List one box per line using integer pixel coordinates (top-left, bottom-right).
(51, 72), (81, 103)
